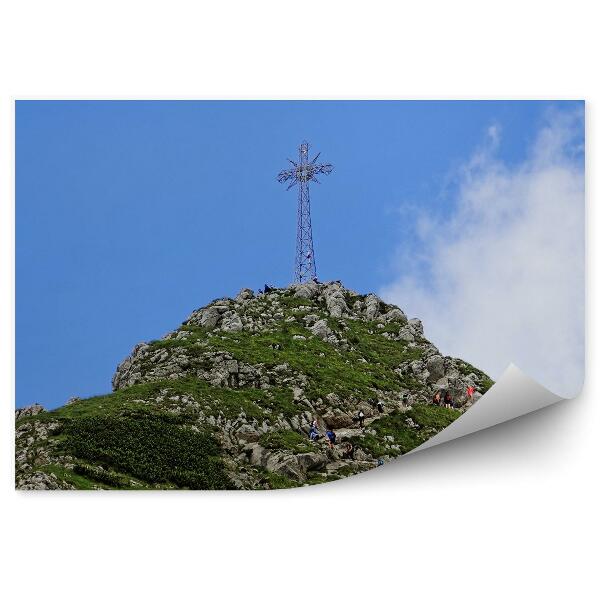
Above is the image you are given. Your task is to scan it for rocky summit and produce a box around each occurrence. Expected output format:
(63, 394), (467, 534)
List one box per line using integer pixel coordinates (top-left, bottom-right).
(15, 281), (493, 490)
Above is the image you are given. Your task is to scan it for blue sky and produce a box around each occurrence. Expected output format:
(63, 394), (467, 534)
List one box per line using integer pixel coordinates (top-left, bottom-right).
(16, 100), (583, 407)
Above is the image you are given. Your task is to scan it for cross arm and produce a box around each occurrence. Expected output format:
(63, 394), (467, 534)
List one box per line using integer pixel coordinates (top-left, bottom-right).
(313, 162), (333, 176)
(277, 168), (296, 184)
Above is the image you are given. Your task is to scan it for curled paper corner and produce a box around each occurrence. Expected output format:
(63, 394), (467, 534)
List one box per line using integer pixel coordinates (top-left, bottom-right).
(408, 364), (565, 455)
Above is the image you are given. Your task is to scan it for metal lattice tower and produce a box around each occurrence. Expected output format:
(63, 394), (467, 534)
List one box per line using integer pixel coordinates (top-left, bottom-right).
(277, 141), (333, 283)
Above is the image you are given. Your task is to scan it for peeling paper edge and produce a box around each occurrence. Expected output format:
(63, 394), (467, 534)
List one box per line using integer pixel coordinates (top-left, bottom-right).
(408, 364), (565, 455)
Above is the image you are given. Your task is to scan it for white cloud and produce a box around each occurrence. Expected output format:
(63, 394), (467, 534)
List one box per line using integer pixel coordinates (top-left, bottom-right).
(380, 109), (585, 398)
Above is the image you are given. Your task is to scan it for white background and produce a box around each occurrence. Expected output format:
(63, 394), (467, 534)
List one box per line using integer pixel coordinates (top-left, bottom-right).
(1, 2), (597, 598)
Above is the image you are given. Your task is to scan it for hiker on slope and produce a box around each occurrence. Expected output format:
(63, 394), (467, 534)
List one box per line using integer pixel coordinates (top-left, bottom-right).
(343, 442), (355, 460)
(444, 390), (454, 409)
(326, 427), (337, 449)
(357, 409), (365, 428)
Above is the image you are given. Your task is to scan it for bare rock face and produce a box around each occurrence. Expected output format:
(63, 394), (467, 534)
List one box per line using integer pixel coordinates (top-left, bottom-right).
(292, 281), (319, 299)
(397, 327), (415, 342)
(15, 415), (74, 490)
(15, 404), (45, 420)
(195, 307), (224, 330)
(310, 319), (333, 341)
(16, 471), (74, 490)
(235, 288), (254, 302)
(323, 286), (348, 318)
(365, 294), (382, 319)
(408, 318), (424, 335)
(221, 312), (243, 332)
(322, 409), (355, 429)
(426, 355), (446, 383)
(379, 307), (407, 325)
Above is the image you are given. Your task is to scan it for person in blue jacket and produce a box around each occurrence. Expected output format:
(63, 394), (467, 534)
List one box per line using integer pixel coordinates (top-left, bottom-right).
(326, 427), (337, 449)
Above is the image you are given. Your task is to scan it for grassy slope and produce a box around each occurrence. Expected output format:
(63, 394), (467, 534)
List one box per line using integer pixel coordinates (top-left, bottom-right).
(154, 312), (426, 403)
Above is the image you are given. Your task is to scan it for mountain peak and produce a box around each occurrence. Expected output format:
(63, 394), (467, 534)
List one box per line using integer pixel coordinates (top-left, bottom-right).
(16, 281), (492, 490)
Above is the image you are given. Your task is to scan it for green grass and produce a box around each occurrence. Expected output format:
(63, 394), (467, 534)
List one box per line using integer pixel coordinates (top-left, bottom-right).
(377, 323), (399, 335)
(72, 463), (133, 488)
(60, 412), (232, 490)
(254, 467), (302, 489)
(354, 428), (421, 458)
(305, 471), (329, 485)
(258, 388), (298, 417)
(38, 463), (102, 490)
(352, 404), (462, 458)
(409, 404), (461, 429)
(45, 377), (299, 422)
(344, 320), (423, 369)
(333, 464), (360, 478)
(131, 300), (428, 407)
(259, 430), (314, 454)
(203, 320), (424, 403)
(38, 462), (153, 491)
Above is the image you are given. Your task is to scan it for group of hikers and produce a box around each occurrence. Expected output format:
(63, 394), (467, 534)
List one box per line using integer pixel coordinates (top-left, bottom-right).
(309, 420), (355, 460)
(307, 403), (373, 461)
(432, 389), (454, 408)
(309, 420), (341, 447)
(302, 388), (476, 471)
(432, 384), (476, 409)
(306, 384), (478, 462)
(307, 411), (385, 466)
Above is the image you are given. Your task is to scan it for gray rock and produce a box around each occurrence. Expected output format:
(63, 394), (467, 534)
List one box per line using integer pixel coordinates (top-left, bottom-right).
(292, 282), (318, 299)
(310, 319), (332, 340)
(221, 313), (243, 332)
(272, 456), (304, 481)
(408, 318), (424, 335)
(246, 443), (269, 467)
(225, 360), (239, 374)
(426, 355), (445, 383)
(379, 307), (407, 324)
(365, 294), (381, 319)
(236, 424), (260, 443)
(326, 294), (348, 318)
(303, 313), (320, 326)
(236, 288), (254, 302)
(410, 359), (424, 377)
(295, 452), (327, 471)
(15, 404), (45, 420)
(198, 307), (222, 330)
(397, 327), (415, 342)
(16, 471), (73, 490)
(322, 409), (354, 429)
